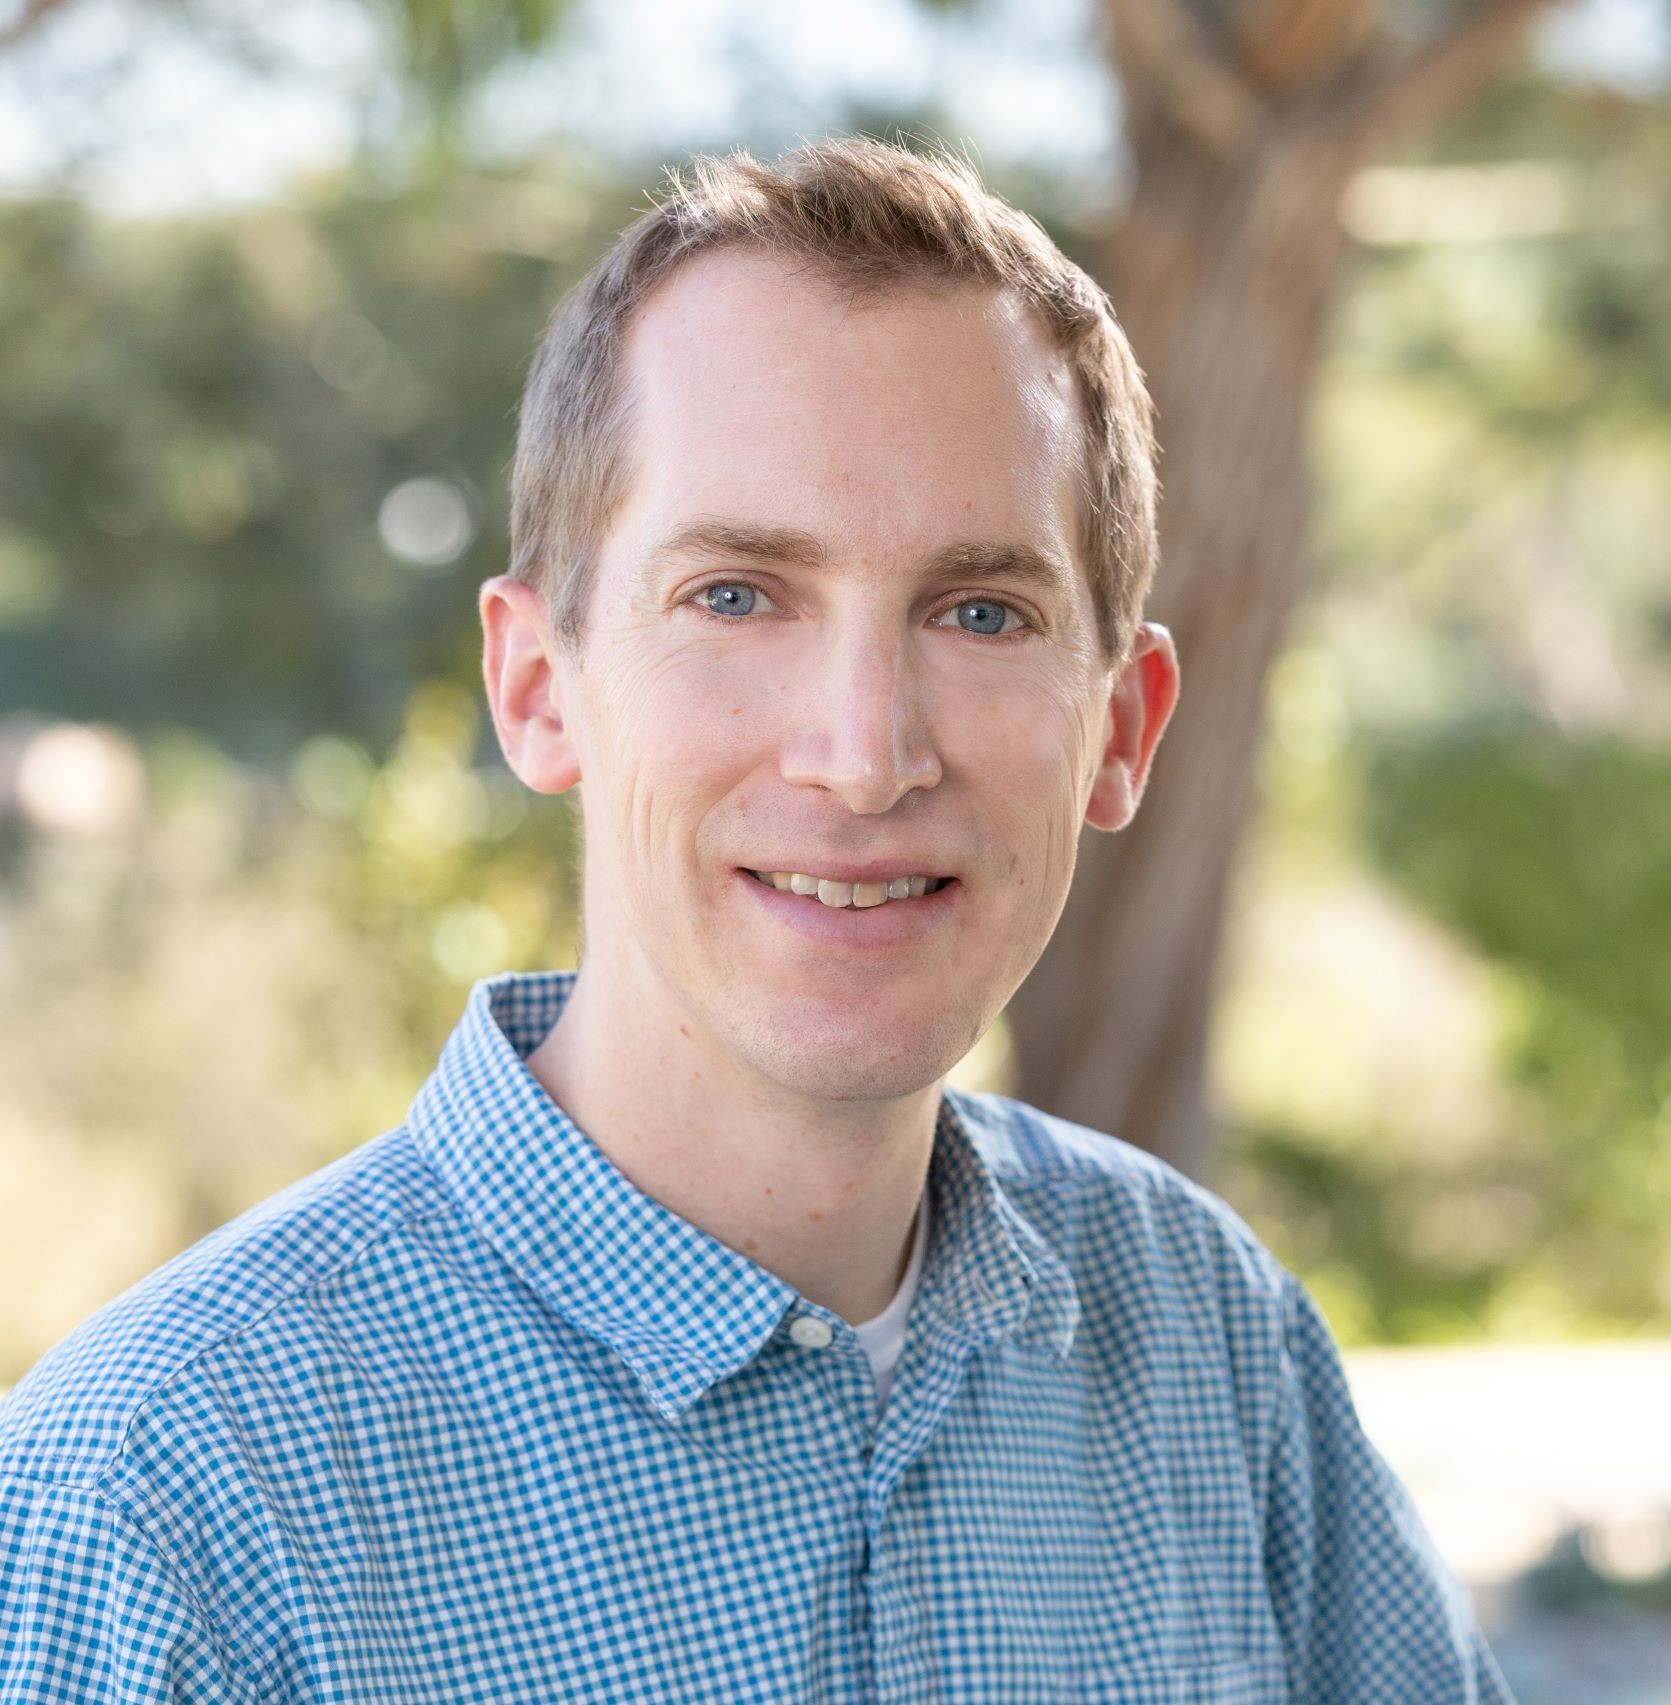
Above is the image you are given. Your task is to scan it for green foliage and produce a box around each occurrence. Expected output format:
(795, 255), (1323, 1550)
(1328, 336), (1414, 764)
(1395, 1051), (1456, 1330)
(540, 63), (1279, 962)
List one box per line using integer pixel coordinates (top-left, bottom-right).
(0, 157), (632, 763)
(379, 0), (575, 156)
(1229, 1116), (1510, 1344)
(1351, 119), (1671, 451)
(1517, 1525), (1671, 1615)
(1222, 719), (1671, 1343)
(1366, 722), (1671, 1326)
(390, 0), (570, 93)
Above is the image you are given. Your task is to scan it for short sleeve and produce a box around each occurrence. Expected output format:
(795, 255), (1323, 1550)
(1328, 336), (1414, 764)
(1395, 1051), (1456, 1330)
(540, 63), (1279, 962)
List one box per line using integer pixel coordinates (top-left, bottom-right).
(1262, 1276), (1518, 1705)
(1, 1474), (255, 1704)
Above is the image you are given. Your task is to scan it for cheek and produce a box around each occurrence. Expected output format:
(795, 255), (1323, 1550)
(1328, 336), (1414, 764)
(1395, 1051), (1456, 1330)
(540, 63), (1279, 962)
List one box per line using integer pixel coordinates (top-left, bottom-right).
(942, 674), (1098, 905)
(587, 638), (771, 871)
(944, 667), (1098, 808)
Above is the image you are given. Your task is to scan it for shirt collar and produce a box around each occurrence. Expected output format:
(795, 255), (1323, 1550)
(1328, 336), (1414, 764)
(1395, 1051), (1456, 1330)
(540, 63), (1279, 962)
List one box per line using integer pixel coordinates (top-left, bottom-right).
(921, 1078), (1082, 1366)
(407, 971), (1079, 1419)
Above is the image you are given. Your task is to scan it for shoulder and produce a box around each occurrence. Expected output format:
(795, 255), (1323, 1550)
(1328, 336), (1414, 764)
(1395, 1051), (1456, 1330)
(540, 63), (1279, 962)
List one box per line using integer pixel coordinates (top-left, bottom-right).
(946, 1084), (1291, 1324)
(0, 1125), (446, 1488)
(947, 1085), (1308, 1481)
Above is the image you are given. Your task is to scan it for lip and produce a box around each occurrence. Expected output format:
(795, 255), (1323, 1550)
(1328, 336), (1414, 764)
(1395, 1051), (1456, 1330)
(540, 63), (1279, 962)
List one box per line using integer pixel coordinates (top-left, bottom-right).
(740, 861), (954, 884)
(732, 867), (961, 948)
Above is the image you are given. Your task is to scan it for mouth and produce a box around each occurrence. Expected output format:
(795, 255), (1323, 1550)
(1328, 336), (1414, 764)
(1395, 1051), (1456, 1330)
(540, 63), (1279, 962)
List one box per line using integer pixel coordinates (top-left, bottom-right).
(740, 869), (956, 909)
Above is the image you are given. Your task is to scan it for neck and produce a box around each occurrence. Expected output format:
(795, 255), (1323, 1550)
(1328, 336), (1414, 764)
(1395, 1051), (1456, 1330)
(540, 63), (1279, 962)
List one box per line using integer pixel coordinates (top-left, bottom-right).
(524, 965), (938, 1325)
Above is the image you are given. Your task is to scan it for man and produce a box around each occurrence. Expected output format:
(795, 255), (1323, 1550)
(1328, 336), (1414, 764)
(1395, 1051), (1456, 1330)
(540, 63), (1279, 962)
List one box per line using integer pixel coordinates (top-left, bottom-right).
(0, 138), (1512, 1702)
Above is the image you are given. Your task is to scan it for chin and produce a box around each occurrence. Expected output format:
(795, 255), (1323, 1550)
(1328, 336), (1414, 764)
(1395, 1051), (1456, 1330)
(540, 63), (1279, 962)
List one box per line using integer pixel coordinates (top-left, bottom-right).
(736, 1001), (974, 1105)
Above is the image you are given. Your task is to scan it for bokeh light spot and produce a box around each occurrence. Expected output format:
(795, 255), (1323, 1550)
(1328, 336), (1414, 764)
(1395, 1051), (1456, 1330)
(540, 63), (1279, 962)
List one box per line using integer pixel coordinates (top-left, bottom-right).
(379, 477), (472, 567)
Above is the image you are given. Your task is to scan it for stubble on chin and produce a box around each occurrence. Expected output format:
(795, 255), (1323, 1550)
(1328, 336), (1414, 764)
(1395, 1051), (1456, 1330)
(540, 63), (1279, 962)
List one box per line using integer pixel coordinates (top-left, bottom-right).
(723, 992), (976, 1107)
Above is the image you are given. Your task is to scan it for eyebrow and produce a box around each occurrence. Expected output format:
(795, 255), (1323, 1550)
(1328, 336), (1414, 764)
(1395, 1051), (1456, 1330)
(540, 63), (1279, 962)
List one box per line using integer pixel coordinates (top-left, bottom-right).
(636, 517), (1077, 600)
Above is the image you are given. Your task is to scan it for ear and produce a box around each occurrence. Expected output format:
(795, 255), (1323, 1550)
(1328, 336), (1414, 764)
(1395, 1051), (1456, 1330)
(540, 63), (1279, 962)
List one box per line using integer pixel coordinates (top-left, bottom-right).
(479, 575), (583, 796)
(1084, 621), (1180, 833)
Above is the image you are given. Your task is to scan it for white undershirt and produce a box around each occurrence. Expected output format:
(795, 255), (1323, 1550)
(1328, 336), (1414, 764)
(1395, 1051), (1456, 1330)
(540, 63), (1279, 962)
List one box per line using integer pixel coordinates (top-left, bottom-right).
(852, 1189), (930, 1415)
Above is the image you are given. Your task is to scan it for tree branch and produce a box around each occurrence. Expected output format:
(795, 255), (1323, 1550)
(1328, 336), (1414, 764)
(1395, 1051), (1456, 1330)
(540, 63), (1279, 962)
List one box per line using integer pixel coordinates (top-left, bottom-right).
(1103, 0), (1267, 161)
(1359, 0), (1566, 139)
(1231, 0), (1378, 97)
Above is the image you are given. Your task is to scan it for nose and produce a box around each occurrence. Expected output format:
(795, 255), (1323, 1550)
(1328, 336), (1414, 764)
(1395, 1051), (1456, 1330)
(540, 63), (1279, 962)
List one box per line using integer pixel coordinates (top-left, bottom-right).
(778, 623), (942, 813)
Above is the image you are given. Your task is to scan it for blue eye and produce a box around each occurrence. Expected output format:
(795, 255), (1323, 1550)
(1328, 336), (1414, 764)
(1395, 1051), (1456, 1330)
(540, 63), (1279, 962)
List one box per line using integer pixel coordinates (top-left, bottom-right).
(697, 582), (773, 618)
(954, 600), (1008, 635)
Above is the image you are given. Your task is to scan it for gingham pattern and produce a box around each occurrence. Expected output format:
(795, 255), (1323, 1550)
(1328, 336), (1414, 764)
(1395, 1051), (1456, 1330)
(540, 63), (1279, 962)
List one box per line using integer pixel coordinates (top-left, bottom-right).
(1, 970), (1515, 1703)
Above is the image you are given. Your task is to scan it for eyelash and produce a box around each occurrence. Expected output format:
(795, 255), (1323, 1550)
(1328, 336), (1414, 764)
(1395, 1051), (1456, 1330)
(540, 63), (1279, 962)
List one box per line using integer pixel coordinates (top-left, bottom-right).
(681, 579), (1035, 642)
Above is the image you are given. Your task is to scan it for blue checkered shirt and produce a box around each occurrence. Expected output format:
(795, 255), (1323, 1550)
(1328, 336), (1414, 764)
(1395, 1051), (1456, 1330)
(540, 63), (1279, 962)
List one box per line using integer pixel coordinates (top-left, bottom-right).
(1, 970), (1512, 1702)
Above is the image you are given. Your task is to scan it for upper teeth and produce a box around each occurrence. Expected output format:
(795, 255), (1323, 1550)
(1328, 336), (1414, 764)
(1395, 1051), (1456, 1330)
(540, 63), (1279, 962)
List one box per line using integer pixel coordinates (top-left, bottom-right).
(752, 871), (940, 908)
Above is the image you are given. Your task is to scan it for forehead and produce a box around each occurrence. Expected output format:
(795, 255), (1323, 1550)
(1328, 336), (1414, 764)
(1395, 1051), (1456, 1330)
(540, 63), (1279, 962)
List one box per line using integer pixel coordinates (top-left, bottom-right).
(607, 246), (1085, 584)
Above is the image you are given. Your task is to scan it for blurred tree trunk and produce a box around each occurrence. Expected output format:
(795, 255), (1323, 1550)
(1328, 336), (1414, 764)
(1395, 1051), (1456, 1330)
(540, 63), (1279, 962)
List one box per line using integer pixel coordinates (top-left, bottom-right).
(1007, 0), (1559, 1179)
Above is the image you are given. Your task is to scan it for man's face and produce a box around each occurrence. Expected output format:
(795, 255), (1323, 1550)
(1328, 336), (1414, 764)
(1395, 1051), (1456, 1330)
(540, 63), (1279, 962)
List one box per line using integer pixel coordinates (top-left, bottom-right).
(493, 247), (1170, 1104)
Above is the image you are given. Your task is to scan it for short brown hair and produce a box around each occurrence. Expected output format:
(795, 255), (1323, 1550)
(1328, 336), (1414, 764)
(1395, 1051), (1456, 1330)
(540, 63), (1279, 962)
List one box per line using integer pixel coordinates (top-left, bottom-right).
(508, 135), (1160, 666)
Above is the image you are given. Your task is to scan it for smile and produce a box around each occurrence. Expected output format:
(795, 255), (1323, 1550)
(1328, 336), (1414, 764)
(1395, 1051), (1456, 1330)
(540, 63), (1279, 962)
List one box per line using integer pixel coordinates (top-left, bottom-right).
(733, 866), (961, 948)
(745, 870), (951, 909)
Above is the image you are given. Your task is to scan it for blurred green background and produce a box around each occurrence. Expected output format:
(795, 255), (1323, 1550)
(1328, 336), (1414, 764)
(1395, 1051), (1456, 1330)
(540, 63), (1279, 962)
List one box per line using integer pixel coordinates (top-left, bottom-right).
(1, 3), (1669, 1691)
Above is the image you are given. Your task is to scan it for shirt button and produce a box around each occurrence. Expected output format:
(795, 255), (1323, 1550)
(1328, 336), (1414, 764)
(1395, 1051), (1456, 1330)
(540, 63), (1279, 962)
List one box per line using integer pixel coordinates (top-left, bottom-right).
(788, 1315), (833, 1349)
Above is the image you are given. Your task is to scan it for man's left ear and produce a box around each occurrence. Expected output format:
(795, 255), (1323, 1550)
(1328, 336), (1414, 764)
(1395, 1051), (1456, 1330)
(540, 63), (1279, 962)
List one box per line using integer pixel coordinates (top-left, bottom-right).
(1084, 621), (1181, 833)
